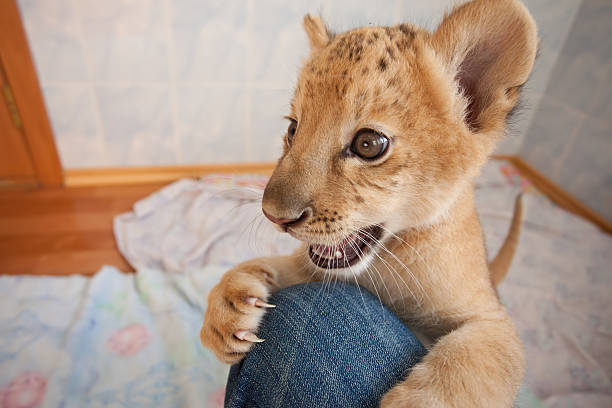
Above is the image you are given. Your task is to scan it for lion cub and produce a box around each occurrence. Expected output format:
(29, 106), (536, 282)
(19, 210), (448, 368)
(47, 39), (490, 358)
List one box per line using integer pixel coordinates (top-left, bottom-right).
(201, 0), (537, 406)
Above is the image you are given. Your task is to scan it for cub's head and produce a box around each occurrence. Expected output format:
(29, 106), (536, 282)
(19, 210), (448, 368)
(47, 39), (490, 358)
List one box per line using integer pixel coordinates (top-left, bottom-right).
(262, 0), (537, 274)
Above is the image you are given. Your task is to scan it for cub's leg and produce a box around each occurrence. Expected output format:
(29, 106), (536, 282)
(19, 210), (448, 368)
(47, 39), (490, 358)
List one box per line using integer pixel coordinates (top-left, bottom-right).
(200, 254), (307, 364)
(381, 309), (524, 408)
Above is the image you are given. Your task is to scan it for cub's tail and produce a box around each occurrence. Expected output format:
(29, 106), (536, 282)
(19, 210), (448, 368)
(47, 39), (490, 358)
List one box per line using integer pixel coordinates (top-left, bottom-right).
(489, 194), (524, 286)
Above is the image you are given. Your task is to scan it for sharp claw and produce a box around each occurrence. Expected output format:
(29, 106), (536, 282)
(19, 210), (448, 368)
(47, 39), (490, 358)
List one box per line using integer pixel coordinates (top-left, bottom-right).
(255, 299), (276, 308)
(234, 330), (265, 343)
(245, 296), (276, 308)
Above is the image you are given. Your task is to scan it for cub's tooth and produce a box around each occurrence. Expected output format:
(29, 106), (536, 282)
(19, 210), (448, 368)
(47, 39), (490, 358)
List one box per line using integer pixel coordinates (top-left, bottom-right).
(336, 250), (343, 258)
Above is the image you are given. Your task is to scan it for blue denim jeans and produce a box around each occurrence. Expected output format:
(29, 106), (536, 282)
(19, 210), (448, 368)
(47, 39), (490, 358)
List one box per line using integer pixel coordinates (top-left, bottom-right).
(225, 282), (426, 408)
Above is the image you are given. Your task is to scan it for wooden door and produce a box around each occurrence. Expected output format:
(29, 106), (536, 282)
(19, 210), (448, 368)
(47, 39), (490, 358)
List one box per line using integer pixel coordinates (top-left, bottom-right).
(0, 61), (37, 186)
(0, 0), (62, 188)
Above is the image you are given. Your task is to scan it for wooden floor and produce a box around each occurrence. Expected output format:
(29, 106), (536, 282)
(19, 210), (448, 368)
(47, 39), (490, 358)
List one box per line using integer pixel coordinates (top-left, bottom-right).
(0, 182), (168, 275)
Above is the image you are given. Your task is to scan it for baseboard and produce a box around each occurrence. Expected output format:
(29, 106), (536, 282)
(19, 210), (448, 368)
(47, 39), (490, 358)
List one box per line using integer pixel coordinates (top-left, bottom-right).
(507, 156), (612, 235)
(64, 163), (276, 187)
(66, 159), (513, 187)
(63, 157), (610, 234)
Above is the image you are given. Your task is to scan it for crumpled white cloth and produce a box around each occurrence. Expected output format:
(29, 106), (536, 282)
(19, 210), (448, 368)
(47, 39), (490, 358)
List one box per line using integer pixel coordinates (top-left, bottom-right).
(114, 174), (299, 273)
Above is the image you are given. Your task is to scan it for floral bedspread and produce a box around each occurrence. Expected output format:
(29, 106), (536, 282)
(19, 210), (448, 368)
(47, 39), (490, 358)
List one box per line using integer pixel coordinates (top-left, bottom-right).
(0, 266), (228, 408)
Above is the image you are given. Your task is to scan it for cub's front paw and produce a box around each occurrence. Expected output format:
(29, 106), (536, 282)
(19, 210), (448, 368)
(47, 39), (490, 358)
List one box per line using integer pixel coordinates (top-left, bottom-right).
(380, 364), (445, 408)
(200, 265), (277, 364)
(380, 384), (442, 408)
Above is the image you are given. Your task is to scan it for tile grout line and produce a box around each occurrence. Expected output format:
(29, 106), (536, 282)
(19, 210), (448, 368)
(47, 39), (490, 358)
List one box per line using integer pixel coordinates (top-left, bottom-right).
(546, 94), (589, 120)
(245, 0), (254, 162)
(394, 0), (403, 23)
(71, 0), (109, 167)
(527, 0), (584, 105)
(551, 113), (585, 181)
(164, 0), (182, 163)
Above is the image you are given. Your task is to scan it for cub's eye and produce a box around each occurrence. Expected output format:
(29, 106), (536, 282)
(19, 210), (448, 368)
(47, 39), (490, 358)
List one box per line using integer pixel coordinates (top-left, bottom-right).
(287, 119), (297, 146)
(350, 129), (389, 160)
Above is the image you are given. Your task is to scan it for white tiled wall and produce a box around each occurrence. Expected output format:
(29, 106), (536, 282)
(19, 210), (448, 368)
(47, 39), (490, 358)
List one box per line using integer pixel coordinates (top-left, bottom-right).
(520, 0), (612, 221)
(17, 0), (581, 168)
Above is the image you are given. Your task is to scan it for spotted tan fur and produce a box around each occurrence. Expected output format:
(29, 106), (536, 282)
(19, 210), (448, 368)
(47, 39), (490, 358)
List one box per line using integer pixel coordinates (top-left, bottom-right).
(201, 0), (537, 406)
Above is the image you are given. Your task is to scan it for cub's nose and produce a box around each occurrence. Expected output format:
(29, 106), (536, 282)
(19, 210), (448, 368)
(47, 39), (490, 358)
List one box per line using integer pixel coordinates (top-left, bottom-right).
(262, 208), (311, 231)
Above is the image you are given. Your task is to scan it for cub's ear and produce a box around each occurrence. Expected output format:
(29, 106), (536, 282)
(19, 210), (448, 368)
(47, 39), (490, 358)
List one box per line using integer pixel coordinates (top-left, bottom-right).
(430, 0), (538, 134)
(303, 14), (332, 52)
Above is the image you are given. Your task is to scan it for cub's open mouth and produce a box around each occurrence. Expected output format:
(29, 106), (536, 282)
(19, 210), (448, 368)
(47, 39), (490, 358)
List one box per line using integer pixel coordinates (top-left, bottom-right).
(308, 225), (384, 269)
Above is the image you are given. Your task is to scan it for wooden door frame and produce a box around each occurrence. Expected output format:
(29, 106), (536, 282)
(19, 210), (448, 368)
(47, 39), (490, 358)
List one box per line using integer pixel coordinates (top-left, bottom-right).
(0, 0), (63, 187)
